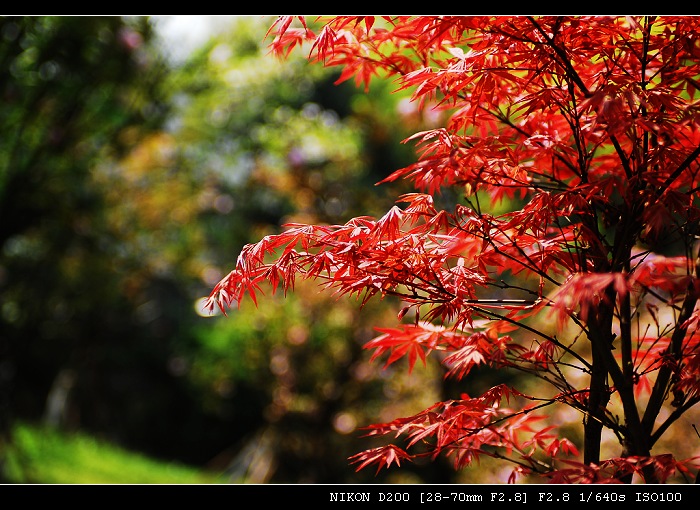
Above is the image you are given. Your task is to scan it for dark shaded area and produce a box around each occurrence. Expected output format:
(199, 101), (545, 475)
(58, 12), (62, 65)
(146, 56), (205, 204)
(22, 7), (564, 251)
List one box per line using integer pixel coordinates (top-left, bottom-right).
(0, 16), (180, 472)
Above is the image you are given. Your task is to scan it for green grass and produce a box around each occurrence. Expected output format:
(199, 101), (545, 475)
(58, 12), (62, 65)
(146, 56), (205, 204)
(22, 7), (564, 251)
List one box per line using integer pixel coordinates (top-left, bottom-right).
(2, 422), (226, 484)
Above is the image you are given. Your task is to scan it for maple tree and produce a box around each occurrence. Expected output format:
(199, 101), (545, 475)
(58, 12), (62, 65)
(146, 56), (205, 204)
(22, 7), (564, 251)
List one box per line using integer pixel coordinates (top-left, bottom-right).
(205, 16), (700, 483)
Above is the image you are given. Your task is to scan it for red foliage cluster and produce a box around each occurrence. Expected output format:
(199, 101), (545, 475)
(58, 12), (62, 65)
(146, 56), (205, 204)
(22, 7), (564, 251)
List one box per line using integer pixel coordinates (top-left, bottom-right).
(208, 16), (700, 483)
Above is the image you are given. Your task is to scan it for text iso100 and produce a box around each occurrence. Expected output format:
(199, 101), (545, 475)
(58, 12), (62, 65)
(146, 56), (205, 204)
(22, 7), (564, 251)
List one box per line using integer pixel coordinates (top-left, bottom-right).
(635, 492), (682, 503)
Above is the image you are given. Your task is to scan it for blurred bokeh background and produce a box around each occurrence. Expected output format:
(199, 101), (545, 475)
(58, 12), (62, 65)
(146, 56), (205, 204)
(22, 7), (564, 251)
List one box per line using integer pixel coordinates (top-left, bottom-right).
(0, 15), (483, 484)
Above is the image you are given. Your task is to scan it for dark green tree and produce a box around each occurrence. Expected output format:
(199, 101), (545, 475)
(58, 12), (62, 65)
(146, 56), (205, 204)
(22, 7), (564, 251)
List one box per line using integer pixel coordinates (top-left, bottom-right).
(0, 16), (171, 478)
